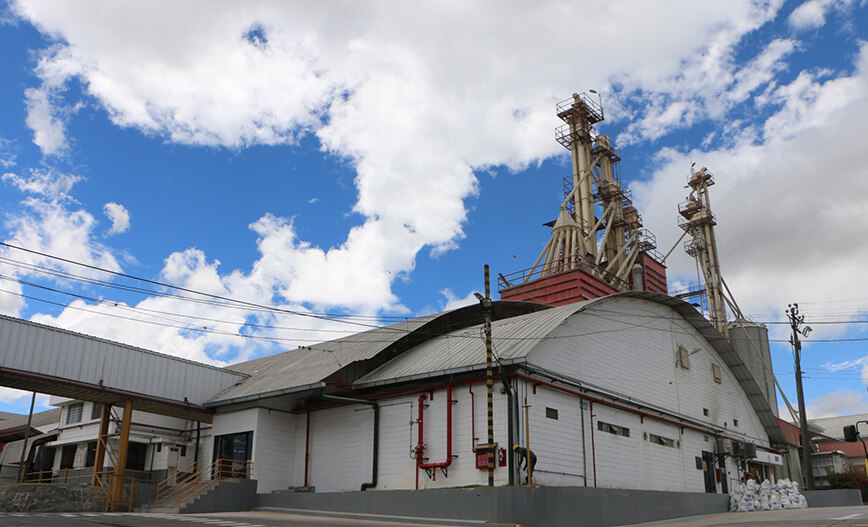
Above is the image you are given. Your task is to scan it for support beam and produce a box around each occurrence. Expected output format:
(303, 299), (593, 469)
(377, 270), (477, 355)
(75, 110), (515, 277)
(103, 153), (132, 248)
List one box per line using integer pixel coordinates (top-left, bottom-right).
(110, 400), (133, 509)
(91, 404), (112, 486)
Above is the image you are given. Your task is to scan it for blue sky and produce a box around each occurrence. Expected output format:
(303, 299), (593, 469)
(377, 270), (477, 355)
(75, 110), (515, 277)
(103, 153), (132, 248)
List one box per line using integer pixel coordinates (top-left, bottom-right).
(1, 0), (867, 423)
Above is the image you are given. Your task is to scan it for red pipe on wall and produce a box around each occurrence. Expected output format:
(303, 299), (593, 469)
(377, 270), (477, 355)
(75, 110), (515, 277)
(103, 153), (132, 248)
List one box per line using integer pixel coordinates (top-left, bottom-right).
(414, 385), (455, 481)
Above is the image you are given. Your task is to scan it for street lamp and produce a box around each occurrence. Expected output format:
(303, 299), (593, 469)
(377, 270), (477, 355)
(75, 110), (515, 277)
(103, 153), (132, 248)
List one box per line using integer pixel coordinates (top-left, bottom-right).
(844, 422), (868, 475)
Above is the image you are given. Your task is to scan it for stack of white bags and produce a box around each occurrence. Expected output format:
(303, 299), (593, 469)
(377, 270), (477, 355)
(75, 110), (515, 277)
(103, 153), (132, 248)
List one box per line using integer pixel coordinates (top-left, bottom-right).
(729, 478), (808, 512)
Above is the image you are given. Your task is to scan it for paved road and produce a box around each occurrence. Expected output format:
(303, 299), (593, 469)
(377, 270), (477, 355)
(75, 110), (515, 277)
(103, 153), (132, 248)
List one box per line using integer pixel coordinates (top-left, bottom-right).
(5, 507), (868, 527)
(0, 510), (480, 527)
(616, 505), (868, 526)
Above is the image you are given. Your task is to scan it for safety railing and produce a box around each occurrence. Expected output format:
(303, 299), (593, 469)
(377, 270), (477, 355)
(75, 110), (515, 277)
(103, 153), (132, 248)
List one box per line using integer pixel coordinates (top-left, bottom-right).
(105, 473), (137, 512)
(155, 461), (200, 505)
(0, 465), (157, 486)
(155, 458), (252, 509)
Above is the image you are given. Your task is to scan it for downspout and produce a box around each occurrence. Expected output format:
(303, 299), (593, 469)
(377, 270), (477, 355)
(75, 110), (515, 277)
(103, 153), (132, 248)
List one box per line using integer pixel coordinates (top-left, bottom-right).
(322, 394), (379, 491)
(590, 400), (597, 487)
(304, 409), (311, 487)
(194, 422), (201, 466)
(580, 393), (587, 486)
(500, 369), (515, 487)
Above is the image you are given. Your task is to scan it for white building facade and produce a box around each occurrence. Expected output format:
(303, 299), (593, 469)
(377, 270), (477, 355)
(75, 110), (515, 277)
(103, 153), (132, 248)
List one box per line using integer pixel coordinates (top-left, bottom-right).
(2, 292), (786, 496)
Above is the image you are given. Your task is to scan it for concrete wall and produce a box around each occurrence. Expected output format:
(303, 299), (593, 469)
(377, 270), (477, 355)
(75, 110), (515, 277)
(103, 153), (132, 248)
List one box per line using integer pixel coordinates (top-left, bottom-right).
(0, 484), (105, 512)
(182, 479), (258, 514)
(256, 486), (730, 527)
(803, 489), (863, 507)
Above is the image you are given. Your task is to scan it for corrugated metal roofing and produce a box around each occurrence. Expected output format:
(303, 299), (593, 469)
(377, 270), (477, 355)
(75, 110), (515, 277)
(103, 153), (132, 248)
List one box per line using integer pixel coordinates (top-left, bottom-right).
(0, 315), (247, 421)
(354, 302), (591, 387)
(208, 316), (437, 404)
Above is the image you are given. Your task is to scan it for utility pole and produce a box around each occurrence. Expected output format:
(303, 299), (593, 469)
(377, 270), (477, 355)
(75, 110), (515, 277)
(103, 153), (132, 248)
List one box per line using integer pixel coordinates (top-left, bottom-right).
(788, 303), (814, 491)
(483, 265), (495, 487)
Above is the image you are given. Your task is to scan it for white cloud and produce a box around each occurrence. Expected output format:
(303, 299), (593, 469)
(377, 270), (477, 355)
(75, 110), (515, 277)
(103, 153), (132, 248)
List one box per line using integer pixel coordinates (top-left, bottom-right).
(1, 169), (122, 317)
(440, 288), (479, 311)
(632, 43), (868, 344)
(789, 0), (829, 28)
(103, 202), (130, 235)
(9, 0), (795, 320)
(802, 389), (868, 418)
(788, 0), (856, 29)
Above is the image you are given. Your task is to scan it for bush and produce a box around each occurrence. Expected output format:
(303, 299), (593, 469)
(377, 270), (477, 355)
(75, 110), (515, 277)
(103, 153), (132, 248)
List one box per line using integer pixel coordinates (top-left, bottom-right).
(828, 471), (868, 501)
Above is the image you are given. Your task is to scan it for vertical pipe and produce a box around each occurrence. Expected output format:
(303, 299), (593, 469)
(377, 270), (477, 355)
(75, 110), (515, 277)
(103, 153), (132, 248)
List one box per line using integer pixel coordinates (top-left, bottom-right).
(580, 395), (587, 486)
(194, 422), (201, 467)
(484, 265), (495, 487)
(524, 404), (531, 486)
(304, 409), (311, 487)
(469, 385), (477, 451)
(590, 401), (597, 488)
(16, 392), (36, 483)
(92, 404), (111, 486)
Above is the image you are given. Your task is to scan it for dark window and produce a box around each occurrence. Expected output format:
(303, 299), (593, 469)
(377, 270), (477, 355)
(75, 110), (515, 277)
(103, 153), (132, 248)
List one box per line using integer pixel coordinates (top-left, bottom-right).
(91, 403), (103, 420)
(66, 403), (83, 424)
(156, 443), (162, 453)
(214, 431), (252, 479)
(703, 408), (710, 417)
(85, 442), (97, 467)
(733, 419), (739, 427)
(180, 445), (187, 457)
(126, 442), (147, 471)
(545, 407), (558, 420)
(649, 433), (676, 447)
(60, 444), (77, 469)
(597, 421), (630, 437)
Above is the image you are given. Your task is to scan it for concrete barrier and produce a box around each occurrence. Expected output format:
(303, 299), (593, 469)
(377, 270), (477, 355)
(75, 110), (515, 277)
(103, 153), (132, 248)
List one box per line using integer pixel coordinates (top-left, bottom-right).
(803, 489), (863, 507)
(257, 486), (730, 527)
(0, 484), (104, 512)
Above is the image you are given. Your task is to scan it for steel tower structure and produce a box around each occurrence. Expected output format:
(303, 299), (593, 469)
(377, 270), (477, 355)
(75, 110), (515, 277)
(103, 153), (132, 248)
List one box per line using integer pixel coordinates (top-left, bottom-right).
(499, 92), (667, 305)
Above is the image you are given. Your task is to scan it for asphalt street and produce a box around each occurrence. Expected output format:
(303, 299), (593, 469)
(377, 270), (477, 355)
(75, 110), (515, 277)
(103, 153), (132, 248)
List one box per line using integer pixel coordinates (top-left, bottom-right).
(4, 507), (868, 527)
(616, 505), (868, 526)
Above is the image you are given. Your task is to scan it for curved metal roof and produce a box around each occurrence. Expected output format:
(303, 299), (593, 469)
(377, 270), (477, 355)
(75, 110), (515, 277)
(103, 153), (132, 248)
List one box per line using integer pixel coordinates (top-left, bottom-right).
(207, 301), (549, 405)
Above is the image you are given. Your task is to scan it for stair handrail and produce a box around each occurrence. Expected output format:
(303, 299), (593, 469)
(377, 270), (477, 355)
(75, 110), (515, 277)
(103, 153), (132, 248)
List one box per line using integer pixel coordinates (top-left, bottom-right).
(176, 458), (253, 509)
(155, 460), (200, 505)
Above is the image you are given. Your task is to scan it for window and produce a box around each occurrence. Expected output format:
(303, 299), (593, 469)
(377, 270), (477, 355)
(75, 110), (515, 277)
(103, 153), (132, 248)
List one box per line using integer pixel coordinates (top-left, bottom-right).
(156, 443), (162, 453)
(648, 433), (677, 448)
(180, 445), (187, 457)
(214, 431), (253, 479)
(126, 443), (147, 471)
(597, 421), (630, 437)
(60, 444), (77, 469)
(711, 364), (722, 384)
(66, 403), (83, 424)
(703, 408), (710, 417)
(91, 402), (103, 420)
(733, 419), (739, 427)
(85, 442), (97, 467)
(545, 407), (559, 420)
(677, 346), (691, 370)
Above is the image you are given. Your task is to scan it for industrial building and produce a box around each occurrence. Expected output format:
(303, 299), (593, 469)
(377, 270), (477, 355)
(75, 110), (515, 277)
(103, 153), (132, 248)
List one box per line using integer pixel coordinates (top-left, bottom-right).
(0, 93), (787, 511)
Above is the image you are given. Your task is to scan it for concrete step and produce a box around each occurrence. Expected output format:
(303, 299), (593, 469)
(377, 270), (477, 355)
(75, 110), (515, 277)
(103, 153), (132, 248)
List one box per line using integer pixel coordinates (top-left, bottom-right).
(255, 506), (520, 526)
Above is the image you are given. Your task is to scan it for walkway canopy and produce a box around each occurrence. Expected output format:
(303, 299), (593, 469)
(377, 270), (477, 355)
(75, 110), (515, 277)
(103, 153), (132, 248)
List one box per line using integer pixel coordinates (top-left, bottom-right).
(0, 315), (247, 422)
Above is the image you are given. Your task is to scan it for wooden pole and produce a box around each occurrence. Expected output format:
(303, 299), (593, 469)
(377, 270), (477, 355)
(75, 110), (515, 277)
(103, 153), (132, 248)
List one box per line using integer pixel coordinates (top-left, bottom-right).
(92, 404), (111, 486)
(111, 400), (133, 509)
(484, 265), (495, 487)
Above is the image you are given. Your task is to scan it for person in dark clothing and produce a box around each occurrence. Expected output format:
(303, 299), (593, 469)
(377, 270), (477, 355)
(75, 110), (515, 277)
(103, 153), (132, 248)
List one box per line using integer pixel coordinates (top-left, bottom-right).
(513, 444), (537, 481)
